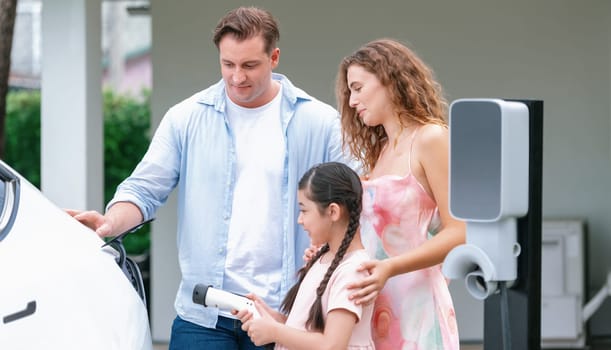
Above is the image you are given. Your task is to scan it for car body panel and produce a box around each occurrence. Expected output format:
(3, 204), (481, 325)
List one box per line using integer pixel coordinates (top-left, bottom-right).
(0, 161), (152, 349)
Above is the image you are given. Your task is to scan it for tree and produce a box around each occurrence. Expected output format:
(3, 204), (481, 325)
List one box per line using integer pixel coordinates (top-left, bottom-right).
(0, 0), (17, 159)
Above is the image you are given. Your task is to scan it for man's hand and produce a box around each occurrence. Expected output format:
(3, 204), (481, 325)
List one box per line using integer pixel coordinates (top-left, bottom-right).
(65, 209), (113, 237)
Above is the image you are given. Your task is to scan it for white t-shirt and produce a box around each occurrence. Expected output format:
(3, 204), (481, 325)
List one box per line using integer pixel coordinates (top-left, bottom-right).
(222, 87), (285, 315)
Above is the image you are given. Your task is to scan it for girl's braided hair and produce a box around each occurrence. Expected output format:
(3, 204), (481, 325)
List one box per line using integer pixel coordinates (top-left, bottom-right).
(280, 162), (363, 331)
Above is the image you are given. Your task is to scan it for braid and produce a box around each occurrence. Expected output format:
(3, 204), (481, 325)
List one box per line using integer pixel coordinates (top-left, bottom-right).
(280, 244), (330, 315)
(288, 162), (363, 332)
(306, 198), (361, 331)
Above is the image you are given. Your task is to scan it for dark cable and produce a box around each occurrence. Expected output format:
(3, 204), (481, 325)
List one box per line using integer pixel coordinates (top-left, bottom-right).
(500, 281), (512, 350)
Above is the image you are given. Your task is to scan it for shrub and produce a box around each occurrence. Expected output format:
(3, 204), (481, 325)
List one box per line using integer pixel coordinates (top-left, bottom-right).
(5, 90), (41, 187)
(4, 89), (152, 254)
(103, 89), (152, 254)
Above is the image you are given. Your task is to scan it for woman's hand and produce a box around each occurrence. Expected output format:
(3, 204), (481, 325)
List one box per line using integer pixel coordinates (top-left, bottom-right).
(347, 259), (392, 305)
(302, 244), (322, 264)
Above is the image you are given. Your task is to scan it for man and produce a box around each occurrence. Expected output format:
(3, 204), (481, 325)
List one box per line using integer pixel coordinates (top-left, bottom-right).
(70, 6), (345, 350)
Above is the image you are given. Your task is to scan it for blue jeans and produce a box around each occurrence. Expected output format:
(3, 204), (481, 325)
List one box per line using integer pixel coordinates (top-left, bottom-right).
(169, 315), (272, 350)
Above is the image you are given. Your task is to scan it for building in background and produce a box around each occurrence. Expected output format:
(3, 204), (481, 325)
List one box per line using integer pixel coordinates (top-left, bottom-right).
(10, 0), (151, 95)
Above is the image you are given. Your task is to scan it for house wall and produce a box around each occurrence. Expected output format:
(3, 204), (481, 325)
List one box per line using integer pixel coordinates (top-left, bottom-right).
(150, 0), (611, 342)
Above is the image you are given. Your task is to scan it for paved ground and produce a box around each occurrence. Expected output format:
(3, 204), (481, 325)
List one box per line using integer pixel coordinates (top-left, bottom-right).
(153, 341), (611, 349)
(152, 342), (487, 349)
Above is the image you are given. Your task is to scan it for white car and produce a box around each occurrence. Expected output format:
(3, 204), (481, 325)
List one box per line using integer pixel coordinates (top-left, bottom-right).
(0, 161), (152, 350)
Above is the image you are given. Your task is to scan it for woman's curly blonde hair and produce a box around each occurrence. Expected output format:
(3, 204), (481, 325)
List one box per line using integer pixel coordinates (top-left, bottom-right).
(336, 38), (448, 173)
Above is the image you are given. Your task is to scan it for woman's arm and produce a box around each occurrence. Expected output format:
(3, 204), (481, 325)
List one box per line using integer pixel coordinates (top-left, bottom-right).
(348, 125), (466, 305)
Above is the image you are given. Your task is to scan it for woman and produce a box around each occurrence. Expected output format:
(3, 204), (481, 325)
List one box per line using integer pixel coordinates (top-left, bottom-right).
(337, 38), (466, 349)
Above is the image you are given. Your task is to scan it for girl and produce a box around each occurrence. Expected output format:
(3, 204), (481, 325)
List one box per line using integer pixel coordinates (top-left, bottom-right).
(237, 162), (374, 349)
(337, 39), (466, 349)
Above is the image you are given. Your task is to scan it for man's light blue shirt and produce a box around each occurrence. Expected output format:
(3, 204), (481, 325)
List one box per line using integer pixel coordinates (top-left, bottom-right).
(108, 73), (346, 328)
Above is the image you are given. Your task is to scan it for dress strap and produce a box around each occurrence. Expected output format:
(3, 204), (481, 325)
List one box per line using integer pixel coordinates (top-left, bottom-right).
(407, 126), (421, 176)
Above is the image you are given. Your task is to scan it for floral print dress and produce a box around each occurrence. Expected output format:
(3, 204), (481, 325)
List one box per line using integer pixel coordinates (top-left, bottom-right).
(360, 171), (459, 350)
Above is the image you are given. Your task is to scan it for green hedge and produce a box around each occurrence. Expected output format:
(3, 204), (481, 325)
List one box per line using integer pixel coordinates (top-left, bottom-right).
(5, 90), (41, 186)
(5, 89), (152, 254)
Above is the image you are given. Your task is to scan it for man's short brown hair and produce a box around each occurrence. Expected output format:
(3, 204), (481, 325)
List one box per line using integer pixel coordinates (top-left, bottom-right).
(213, 7), (280, 54)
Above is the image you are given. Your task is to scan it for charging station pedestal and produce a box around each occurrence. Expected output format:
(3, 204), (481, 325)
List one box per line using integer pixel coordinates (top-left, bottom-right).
(485, 100), (543, 349)
(443, 99), (543, 349)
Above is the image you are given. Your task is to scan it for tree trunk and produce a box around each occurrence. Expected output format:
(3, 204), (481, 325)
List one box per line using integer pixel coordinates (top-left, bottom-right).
(0, 0), (18, 160)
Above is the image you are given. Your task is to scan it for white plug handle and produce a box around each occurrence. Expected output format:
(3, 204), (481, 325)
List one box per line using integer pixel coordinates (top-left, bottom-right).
(192, 284), (260, 319)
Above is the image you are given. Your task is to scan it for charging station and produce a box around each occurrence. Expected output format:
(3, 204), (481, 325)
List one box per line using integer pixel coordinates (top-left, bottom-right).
(443, 99), (543, 349)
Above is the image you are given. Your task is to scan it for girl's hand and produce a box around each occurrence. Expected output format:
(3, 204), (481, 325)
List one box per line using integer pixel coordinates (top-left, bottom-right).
(347, 259), (392, 305)
(234, 308), (255, 324)
(233, 294), (286, 324)
(241, 300), (280, 346)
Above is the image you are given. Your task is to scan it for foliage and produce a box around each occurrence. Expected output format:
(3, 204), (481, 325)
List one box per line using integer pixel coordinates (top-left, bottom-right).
(4, 89), (152, 254)
(5, 90), (41, 186)
(0, 0), (19, 159)
(103, 89), (152, 254)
